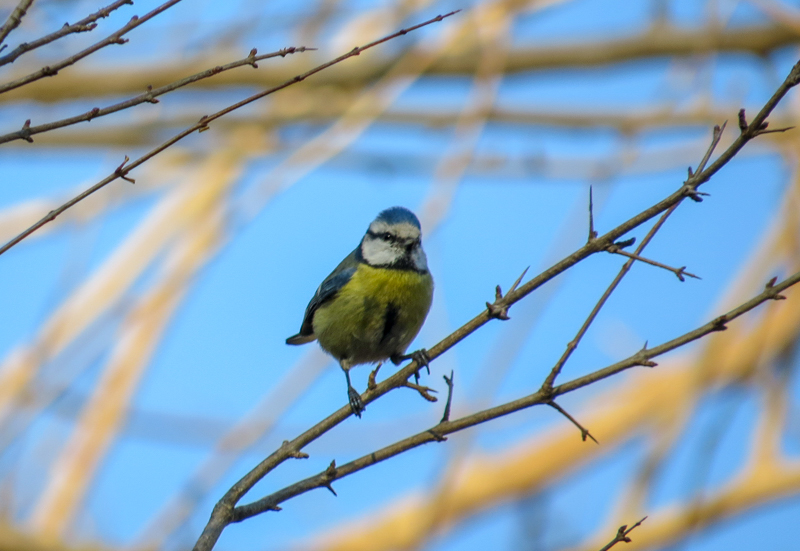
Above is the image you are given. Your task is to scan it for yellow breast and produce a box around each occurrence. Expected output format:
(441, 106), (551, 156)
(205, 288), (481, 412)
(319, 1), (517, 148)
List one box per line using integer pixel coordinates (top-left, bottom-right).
(312, 264), (433, 365)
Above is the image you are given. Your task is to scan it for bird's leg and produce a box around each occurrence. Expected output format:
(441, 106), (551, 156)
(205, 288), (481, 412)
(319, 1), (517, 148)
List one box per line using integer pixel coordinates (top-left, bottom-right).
(391, 349), (430, 385)
(343, 368), (365, 418)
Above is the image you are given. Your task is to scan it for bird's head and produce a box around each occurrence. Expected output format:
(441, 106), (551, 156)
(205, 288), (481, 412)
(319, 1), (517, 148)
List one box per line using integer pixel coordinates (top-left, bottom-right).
(360, 207), (428, 272)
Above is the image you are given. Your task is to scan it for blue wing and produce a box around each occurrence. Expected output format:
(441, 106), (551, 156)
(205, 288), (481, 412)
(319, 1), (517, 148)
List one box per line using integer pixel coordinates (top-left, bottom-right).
(286, 249), (358, 344)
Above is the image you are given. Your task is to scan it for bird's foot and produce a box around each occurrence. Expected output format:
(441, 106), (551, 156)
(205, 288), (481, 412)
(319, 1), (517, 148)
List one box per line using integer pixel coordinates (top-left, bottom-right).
(348, 385), (365, 418)
(392, 348), (430, 384)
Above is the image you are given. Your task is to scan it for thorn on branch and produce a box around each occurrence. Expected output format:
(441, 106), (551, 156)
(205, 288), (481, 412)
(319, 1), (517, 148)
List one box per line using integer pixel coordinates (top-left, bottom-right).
(765, 276), (787, 300)
(280, 441), (309, 459)
(588, 185), (598, 242)
(687, 166), (693, 178)
(681, 181), (712, 202)
(486, 267), (529, 320)
(440, 370), (454, 423)
(754, 125), (795, 136)
(115, 155), (135, 184)
(634, 344), (657, 367)
(323, 460), (338, 495)
(548, 401), (598, 444)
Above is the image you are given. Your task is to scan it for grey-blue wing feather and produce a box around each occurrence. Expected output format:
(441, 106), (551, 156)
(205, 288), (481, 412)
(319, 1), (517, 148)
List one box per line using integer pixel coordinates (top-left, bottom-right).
(287, 248), (359, 343)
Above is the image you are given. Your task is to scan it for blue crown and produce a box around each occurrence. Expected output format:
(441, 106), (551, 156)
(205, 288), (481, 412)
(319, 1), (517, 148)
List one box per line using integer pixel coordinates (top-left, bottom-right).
(375, 206), (421, 229)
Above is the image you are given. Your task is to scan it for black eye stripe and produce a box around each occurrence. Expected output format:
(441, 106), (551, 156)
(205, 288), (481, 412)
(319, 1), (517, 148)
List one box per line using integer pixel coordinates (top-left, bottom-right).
(366, 229), (420, 245)
(367, 229), (397, 242)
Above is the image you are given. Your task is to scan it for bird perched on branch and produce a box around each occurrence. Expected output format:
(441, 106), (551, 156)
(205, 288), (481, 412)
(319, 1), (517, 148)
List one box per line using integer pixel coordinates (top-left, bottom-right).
(287, 206), (434, 417)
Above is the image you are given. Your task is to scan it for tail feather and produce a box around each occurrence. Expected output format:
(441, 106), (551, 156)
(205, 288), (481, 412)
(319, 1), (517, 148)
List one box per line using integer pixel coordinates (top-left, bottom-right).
(286, 333), (316, 345)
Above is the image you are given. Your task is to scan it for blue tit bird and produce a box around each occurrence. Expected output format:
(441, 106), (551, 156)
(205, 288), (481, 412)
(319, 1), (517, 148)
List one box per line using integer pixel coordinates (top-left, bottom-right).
(286, 206), (434, 417)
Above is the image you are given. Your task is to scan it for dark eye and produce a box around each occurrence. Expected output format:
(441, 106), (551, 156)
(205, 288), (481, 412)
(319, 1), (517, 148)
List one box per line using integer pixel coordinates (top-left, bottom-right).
(382, 232), (393, 241)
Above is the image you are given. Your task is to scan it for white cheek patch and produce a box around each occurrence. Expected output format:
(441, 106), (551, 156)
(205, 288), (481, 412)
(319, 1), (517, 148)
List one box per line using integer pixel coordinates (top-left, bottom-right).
(361, 236), (403, 265)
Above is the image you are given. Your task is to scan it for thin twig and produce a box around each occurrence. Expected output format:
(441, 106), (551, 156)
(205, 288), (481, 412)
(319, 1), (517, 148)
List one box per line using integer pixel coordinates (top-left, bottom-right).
(0, 0), (132, 67)
(441, 371), (454, 423)
(0, 0), (183, 96)
(608, 247), (700, 281)
(0, 10), (460, 257)
(548, 400), (598, 443)
(588, 185), (597, 241)
(0, 45), (314, 144)
(541, 200), (681, 391)
(538, 117), (723, 389)
(596, 517), (647, 551)
(230, 270), (800, 521)
(695, 121), (726, 175)
(0, 0), (34, 48)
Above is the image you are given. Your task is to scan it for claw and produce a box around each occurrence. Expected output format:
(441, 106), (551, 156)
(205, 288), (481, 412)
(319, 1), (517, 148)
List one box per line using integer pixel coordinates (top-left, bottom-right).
(392, 349), (430, 384)
(344, 369), (365, 418)
(348, 386), (365, 418)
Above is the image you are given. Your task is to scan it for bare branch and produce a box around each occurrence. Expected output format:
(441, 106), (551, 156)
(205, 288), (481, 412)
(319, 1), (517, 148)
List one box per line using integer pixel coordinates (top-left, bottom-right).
(0, 0), (182, 96)
(0, 10), (460, 257)
(15, 23), (800, 97)
(0, 45), (314, 144)
(596, 517), (647, 551)
(0, 0), (33, 48)
(230, 269), (800, 522)
(0, 0), (132, 67)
